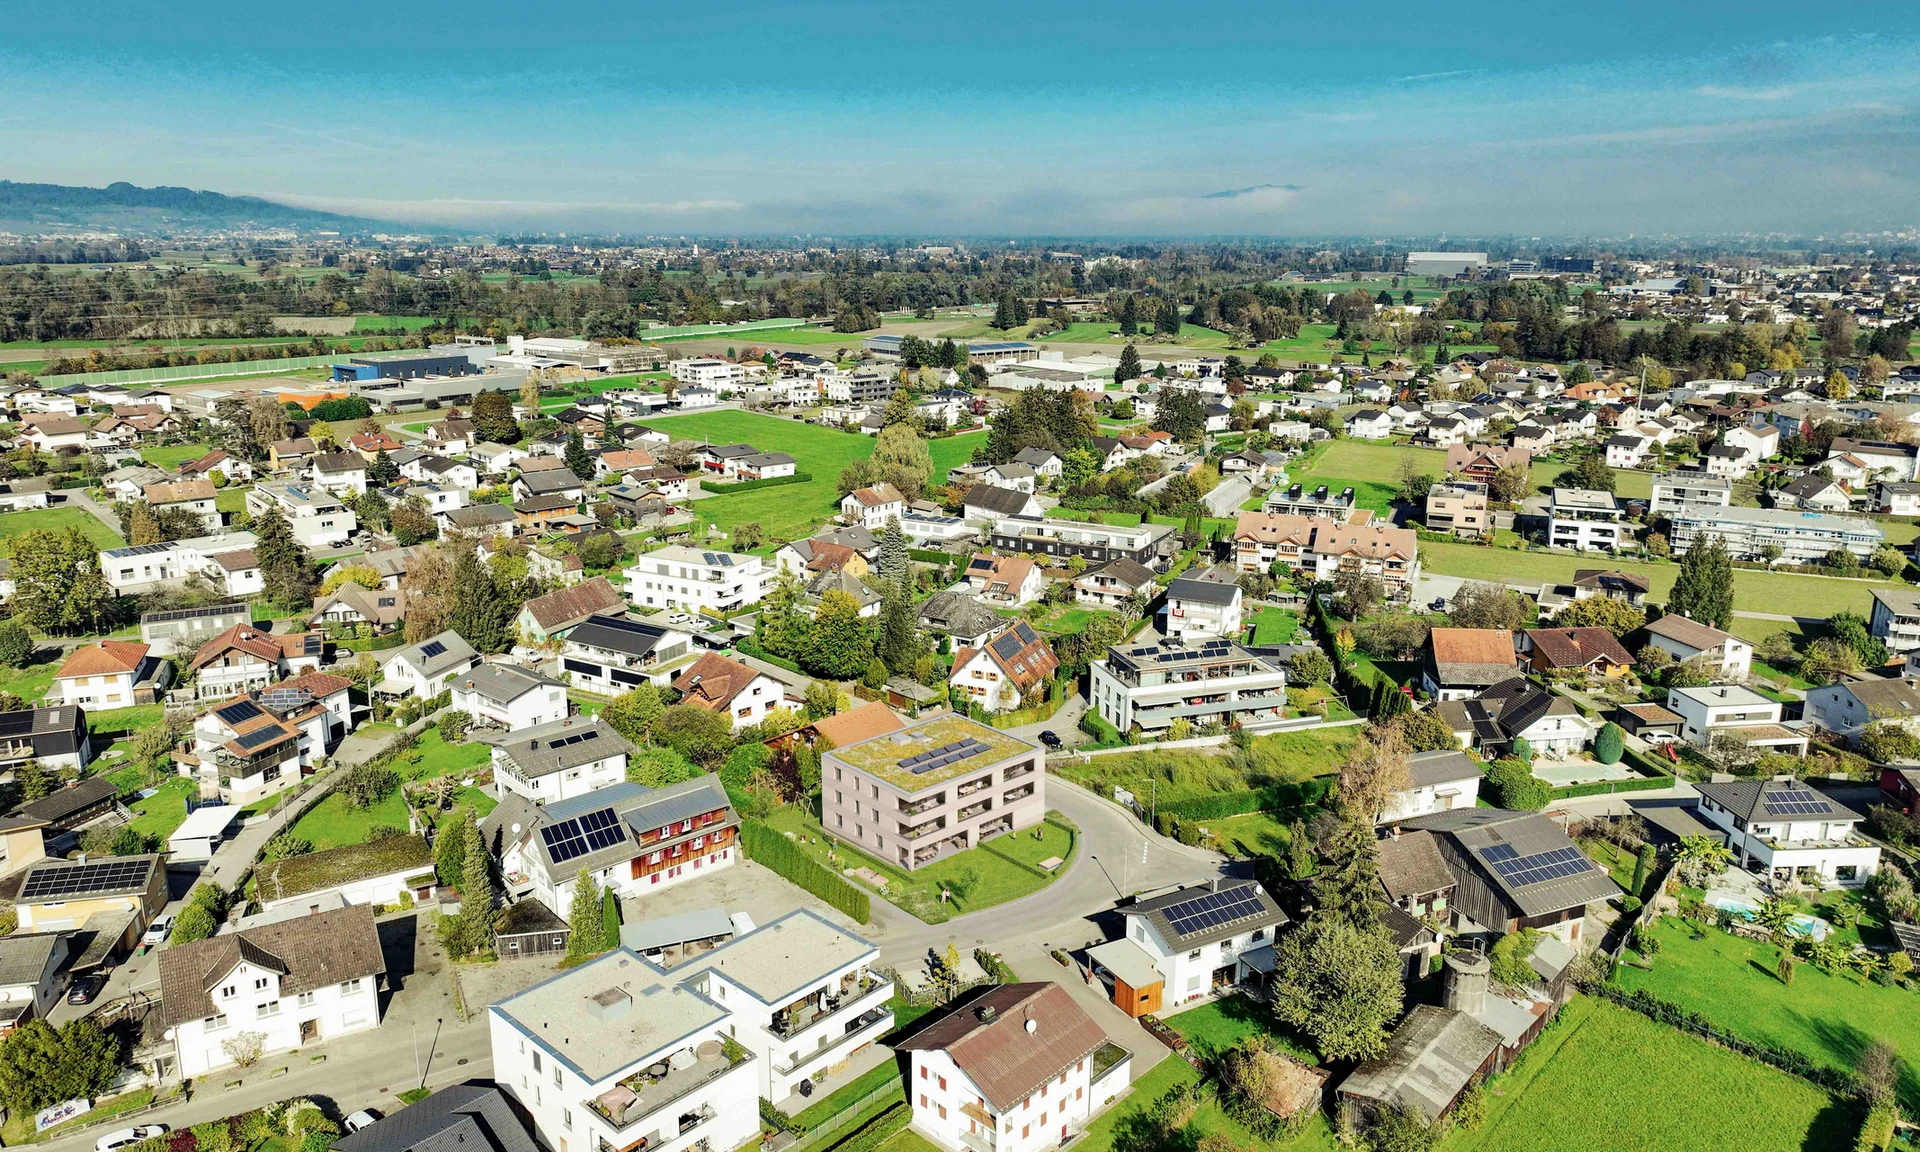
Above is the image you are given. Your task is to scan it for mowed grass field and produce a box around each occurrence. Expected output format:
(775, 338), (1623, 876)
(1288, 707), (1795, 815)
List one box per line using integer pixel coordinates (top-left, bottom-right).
(1298, 439), (1653, 502)
(1417, 539), (1897, 618)
(642, 410), (981, 541)
(1452, 996), (1854, 1152)
(139, 440), (212, 469)
(1618, 916), (1920, 1111)
(0, 506), (125, 552)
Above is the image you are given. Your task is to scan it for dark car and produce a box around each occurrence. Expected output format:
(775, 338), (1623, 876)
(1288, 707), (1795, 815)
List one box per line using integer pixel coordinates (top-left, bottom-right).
(1429, 597), (1448, 611)
(1038, 730), (1062, 748)
(67, 974), (106, 1005)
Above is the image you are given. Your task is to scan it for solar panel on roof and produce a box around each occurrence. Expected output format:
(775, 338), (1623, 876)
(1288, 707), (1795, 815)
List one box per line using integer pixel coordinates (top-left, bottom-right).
(1161, 887), (1267, 938)
(1763, 788), (1832, 817)
(547, 730), (601, 750)
(20, 859), (150, 901)
(259, 687), (311, 711)
(234, 726), (286, 751)
(420, 640), (447, 659)
(1488, 845), (1595, 888)
(579, 807), (627, 853)
(541, 817), (589, 864)
(899, 737), (995, 773)
(1483, 844), (1519, 863)
(215, 700), (263, 726)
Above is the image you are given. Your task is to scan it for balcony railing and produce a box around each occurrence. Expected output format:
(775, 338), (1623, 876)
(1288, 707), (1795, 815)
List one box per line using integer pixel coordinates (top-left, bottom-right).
(955, 776), (992, 799)
(1002, 763), (1034, 782)
(769, 973), (887, 1039)
(957, 800), (991, 822)
(899, 818), (945, 841)
(773, 1007), (892, 1076)
(900, 794), (945, 817)
(1001, 785), (1034, 805)
(588, 1045), (751, 1139)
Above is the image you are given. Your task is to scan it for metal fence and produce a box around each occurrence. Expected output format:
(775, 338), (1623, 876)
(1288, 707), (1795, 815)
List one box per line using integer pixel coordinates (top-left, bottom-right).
(40, 354), (340, 386)
(783, 1083), (904, 1152)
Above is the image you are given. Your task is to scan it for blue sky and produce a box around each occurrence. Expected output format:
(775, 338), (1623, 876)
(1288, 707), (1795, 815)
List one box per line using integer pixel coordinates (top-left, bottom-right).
(6, 0), (1920, 236)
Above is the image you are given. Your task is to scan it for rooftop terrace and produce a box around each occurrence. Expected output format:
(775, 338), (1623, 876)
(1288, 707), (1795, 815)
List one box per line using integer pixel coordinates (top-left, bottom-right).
(827, 714), (1035, 792)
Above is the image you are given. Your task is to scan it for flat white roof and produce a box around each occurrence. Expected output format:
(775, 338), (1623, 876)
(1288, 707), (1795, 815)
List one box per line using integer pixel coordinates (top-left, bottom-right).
(169, 804), (240, 843)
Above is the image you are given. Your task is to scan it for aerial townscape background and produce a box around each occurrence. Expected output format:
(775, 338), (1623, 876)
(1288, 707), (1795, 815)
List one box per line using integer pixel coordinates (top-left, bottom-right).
(2, 4), (1920, 1152)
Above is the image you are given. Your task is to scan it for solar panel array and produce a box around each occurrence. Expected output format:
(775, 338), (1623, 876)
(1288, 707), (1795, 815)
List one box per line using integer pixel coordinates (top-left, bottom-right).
(20, 859), (151, 901)
(1484, 845), (1593, 888)
(545, 730), (601, 751)
(541, 807), (627, 864)
(1162, 887), (1267, 938)
(701, 552), (735, 567)
(899, 737), (995, 774)
(143, 602), (249, 624)
(259, 687), (311, 711)
(1763, 788), (1833, 817)
(420, 640), (447, 659)
(235, 726), (287, 751)
(1155, 639), (1236, 664)
(215, 700), (263, 726)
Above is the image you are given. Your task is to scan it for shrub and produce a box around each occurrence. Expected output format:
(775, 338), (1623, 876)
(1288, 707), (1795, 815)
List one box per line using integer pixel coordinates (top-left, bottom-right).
(1594, 722), (1624, 765)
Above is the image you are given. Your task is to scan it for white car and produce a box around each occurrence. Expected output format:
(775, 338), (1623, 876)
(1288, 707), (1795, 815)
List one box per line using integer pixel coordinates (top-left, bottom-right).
(143, 914), (175, 947)
(344, 1111), (381, 1133)
(96, 1125), (168, 1152)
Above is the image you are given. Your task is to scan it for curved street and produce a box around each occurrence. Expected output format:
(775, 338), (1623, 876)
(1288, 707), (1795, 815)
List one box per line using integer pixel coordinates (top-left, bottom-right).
(865, 775), (1228, 965)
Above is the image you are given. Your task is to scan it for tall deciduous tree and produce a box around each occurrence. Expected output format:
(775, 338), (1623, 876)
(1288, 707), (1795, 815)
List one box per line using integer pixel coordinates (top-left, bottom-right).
(472, 389), (521, 443)
(604, 683), (665, 744)
(1268, 916), (1404, 1062)
(809, 589), (875, 680)
(10, 528), (114, 635)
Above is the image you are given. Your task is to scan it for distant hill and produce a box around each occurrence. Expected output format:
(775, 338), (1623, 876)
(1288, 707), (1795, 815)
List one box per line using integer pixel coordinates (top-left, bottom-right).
(0, 179), (407, 236)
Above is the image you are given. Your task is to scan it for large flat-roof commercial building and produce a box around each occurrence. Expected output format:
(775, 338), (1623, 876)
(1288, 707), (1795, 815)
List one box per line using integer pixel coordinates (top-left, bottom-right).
(1667, 504), (1883, 563)
(1090, 637), (1288, 737)
(1404, 252), (1489, 277)
(820, 715), (1043, 871)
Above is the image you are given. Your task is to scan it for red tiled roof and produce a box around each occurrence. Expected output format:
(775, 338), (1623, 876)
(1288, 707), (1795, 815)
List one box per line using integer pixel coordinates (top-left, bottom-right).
(56, 640), (149, 679)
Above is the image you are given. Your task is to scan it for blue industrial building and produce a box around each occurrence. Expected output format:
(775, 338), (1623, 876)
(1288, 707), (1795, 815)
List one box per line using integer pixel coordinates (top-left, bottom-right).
(331, 353), (477, 383)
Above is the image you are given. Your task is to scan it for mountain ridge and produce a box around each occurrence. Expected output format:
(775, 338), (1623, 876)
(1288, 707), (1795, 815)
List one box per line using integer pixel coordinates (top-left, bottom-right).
(0, 178), (414, 235)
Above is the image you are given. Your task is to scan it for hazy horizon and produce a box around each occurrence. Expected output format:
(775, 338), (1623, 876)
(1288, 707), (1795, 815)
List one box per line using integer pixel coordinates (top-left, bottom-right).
(7, 0), (1920, 237)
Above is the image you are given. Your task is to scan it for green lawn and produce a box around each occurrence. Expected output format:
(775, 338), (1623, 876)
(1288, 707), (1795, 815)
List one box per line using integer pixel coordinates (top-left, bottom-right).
(88, 703), (164, 736)
(1289, 439), (1656, 510)
(0, 506), (124, 553)
(1417, 540), (1900, 618)
(1446, 995), (1855, 1152)
(1031, 606), (1106, 636)
(216, 487), (248, 513)
(128, 777), (197, 844)
(1054, 727), (1354, 806)
(290, 722), (486, 849)
(1066, 1054), (1339, 1152)
(1160, 993), (1318, 1063)
(790, 1062), (904, 1130)
(640, 411), (885, 540)
(1617, 915), (1920, 1111)
(1199, 809), (1304, 859)
(723, 326), (868, 347)
(293, 788), (410, 849)
(139, 441), (212, 469)
(1248, 607), (1299, 644)
(760, 806), (1075, 924)
(353, 315), (437, 332)
(0, 656), (60, 706)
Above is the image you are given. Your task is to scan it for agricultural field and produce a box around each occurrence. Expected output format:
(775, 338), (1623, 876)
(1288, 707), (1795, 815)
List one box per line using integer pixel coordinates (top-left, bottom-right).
(639, 410), (981, 542)
(352, 315), (437, 332)
(1617, 915), (1920, 1111)
(1448, 996), (1856, 1152)
(715, 326), (866, 347)
(0, 506), (124, 552)
(1416, 539), (1899, 618)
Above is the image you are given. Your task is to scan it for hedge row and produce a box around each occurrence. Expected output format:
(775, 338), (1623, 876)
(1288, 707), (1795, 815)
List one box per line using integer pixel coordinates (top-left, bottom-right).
(1856, 1100), (1898, 1152)
(735, 636), (803, 674)
(1550, 773), (1675, 801)
(1077, 710), (1125, 748)
(1154, 777), (1333, 821)
(702, 470), (815, 494)
(739, 818), (871, 923)
(1586, 982), (1861, 1096)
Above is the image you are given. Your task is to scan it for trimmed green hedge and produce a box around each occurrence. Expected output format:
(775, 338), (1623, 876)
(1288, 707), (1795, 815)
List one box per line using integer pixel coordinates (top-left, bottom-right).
(1077, 710), (1123, 748)
(735, 636), (803, 674)
(1153, 777), (1333, 821)
(702, 470), (814, 494)
(821, 1102), (909, 1152)
(1856, 1100), (1897, 1152)
(740, 818), (871, 923)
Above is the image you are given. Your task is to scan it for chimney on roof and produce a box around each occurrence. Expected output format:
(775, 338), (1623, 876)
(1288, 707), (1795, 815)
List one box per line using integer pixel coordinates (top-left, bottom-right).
(975, 1003), (997, 1023)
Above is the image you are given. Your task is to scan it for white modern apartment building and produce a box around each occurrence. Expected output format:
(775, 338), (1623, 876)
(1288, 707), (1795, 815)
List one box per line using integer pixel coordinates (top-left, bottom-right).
(1692, 778), (1880, 887)
(1547, 487), (1623, 552)
(1090, 638), (1287, 737)
(624, 546), (771, 615)
(1107, 879), (1289, 1010)
(246, 481), (359, 548)
(1667, 504), (1883, 563)
(1664, 685), (1810, 755)
(158, 904), (384, 1078)
(489, 949), (760, 1152)
(99, 532), (261, 596)
(1868, 586), (1920, 654)
(669, 357), (750, 391)
(1649, 471), (1733, 516)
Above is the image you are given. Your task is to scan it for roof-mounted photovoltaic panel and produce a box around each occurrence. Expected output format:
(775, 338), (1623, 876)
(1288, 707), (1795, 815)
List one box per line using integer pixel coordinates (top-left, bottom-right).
(259, 687), (312, 711)
(578, 806), (627, 853)
(215, 700), (263, 727)
(546, 730), (601, 750)
(1762, 788), (1833, 817)
(1161, 887), (1268, 938)
(701, 552), (734, 567)
(234, 725), (288, 751)
(990, 632), (1026, 662)
(1487, 845), (1595, 888)
(899, 737), (996, 774)
(19, 859), (151, 901)
(419, 641), (447, 659)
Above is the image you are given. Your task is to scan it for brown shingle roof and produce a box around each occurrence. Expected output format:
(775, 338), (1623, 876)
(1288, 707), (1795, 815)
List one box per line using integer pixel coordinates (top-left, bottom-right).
(1524, 627), (1633, 671)
(158, 904), (386, 1028)
(805, 701), (905, 749)
(144, 478), (217, 504)
(521, 576), (626, 632)
(1428, 629), (1517, 668)
(1642, 613), (1733, 652)
(897, 983), (1108, 1112)
(1376, 831), (1455, 901)
(674, 652), (767, 713)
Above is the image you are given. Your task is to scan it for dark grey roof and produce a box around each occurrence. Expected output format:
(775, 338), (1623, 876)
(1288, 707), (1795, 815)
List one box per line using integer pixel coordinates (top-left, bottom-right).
(330, 1083), (540, 1152)
(490, 716), (632, 779)
(0, 934), (62, 988)
(1406, 749), (1483, 790)
(565, 614), (678, 659)
(1120, 879), (1288, 950)
(918, 590), (1003, 637)
(1081, 558), (1155, 588)
(1399, 808), (1620, 918)
(1166, 575), (1241, 606)
(12, 776), (119, 826)
(962, 485), (1034, 516)
(391, 630), (478, 679)
(519, 469), (583, 495)
(1693, 779), (1860, 823)
(453, 663), (564, 705)
(1012, 448), (1060, 466)
(313, 451), (365, 474)
(1340, 1004), (1501, 1122)
(446, 503), (516, 527)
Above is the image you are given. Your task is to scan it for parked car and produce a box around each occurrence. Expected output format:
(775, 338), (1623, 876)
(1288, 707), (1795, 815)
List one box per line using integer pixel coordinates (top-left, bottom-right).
(67, 974), (106, 1005)
(143, 914), (175, 946)
(1038, 730), (1062, 748)
(95, 1125), (167, 1152)
(1429, 597), (1448, 611)
(344, 1111), (381, 1134)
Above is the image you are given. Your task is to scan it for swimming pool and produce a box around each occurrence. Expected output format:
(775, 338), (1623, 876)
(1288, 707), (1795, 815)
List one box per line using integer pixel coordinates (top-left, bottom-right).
(1705, 894), (1831, 941)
